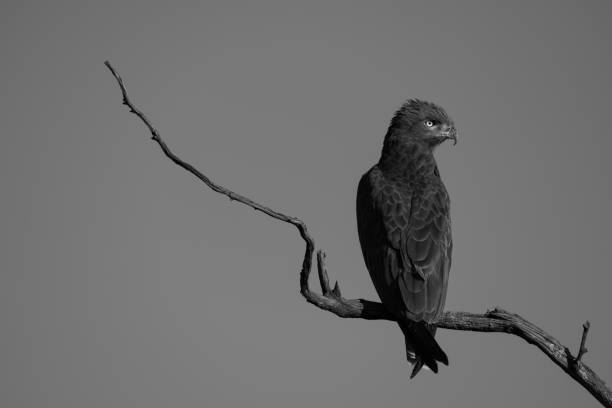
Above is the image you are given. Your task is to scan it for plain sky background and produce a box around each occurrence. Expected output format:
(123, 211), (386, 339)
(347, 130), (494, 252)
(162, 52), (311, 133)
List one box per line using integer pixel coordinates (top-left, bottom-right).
(2, 1), (611, 407)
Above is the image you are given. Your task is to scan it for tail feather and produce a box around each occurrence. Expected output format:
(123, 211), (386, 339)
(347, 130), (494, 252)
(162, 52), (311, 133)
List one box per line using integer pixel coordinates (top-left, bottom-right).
(400, 319), (448, 377)
(410, 359), (426, 379)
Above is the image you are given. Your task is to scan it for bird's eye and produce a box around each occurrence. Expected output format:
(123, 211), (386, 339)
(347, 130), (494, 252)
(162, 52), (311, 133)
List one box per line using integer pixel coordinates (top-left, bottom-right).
(424, 120), (435, 128)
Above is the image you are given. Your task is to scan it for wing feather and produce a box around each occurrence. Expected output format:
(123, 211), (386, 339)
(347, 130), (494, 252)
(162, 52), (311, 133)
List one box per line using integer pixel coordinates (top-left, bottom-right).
(357, 166), (451, 322)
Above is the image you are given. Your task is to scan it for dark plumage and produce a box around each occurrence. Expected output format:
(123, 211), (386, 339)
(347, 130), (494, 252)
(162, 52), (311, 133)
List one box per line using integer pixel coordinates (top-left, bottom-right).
(356, 99), (456, 377)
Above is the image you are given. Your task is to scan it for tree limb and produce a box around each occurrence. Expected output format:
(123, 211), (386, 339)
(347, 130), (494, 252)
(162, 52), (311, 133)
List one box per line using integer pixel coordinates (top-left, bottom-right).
(104, 61), (612, 408)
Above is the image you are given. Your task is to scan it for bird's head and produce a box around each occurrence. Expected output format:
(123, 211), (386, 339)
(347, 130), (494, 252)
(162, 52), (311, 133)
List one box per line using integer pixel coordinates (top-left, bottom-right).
(388, 99), (457, 148)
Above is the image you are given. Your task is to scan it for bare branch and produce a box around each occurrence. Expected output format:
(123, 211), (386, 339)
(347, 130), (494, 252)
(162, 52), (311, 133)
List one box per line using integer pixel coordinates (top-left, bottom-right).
(577, 321), (591, 362)
(104, 61), (612, 408)
(316, 251), (331, 295)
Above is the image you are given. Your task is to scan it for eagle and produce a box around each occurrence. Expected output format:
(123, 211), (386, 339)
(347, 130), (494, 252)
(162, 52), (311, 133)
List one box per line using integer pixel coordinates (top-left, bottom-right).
(356, 99), (456, 378)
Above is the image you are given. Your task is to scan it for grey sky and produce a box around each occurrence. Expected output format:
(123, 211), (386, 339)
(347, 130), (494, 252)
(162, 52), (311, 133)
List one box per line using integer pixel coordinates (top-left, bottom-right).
(1, 1), (611, 407)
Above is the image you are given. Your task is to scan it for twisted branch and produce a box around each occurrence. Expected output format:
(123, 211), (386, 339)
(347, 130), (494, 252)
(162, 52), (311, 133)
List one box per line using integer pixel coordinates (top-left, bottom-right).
(104, 61), (612, 408)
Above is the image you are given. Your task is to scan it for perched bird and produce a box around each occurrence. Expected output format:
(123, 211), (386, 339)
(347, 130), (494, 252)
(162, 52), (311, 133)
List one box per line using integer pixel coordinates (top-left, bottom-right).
(356, 99), (456, 378)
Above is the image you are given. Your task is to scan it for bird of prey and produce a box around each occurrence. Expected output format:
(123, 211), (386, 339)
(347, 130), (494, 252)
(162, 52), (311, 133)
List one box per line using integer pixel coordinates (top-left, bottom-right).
(356, 99), (456, 378)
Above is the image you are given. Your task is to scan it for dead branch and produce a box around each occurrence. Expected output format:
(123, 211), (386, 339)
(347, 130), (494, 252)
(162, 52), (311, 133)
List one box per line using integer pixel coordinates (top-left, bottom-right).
(577, 321), (591, 362)
(104, 61), (612, 408)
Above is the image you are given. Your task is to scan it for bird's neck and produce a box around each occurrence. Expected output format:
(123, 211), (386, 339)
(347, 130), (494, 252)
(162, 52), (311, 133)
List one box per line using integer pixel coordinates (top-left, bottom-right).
(378, 132), (438, 180)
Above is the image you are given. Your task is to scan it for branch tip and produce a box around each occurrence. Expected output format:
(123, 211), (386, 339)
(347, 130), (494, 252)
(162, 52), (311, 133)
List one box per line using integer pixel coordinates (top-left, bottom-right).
(316, 250), (331, 294)
(332, 281), (341, 297)
(577, 320), (591, 362)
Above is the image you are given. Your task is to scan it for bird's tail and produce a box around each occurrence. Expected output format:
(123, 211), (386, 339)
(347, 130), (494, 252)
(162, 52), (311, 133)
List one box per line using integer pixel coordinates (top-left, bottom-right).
(399, 319), (448, 379)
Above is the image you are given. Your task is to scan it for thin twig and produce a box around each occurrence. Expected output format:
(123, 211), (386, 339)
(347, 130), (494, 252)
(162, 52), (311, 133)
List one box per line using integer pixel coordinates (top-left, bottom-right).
(577, 321), (591, 362)
(104, 60), (612, 408)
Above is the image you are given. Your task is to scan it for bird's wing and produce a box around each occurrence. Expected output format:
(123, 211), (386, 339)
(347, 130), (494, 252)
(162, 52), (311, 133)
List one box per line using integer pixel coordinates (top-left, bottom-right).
(357, 168), (408, 315)
(397, 183), (452, 321)
(357, 167), (451, 322)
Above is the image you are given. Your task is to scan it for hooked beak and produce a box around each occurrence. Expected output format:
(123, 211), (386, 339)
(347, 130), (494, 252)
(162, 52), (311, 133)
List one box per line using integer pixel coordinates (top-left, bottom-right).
(440, 126), (457, 146)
